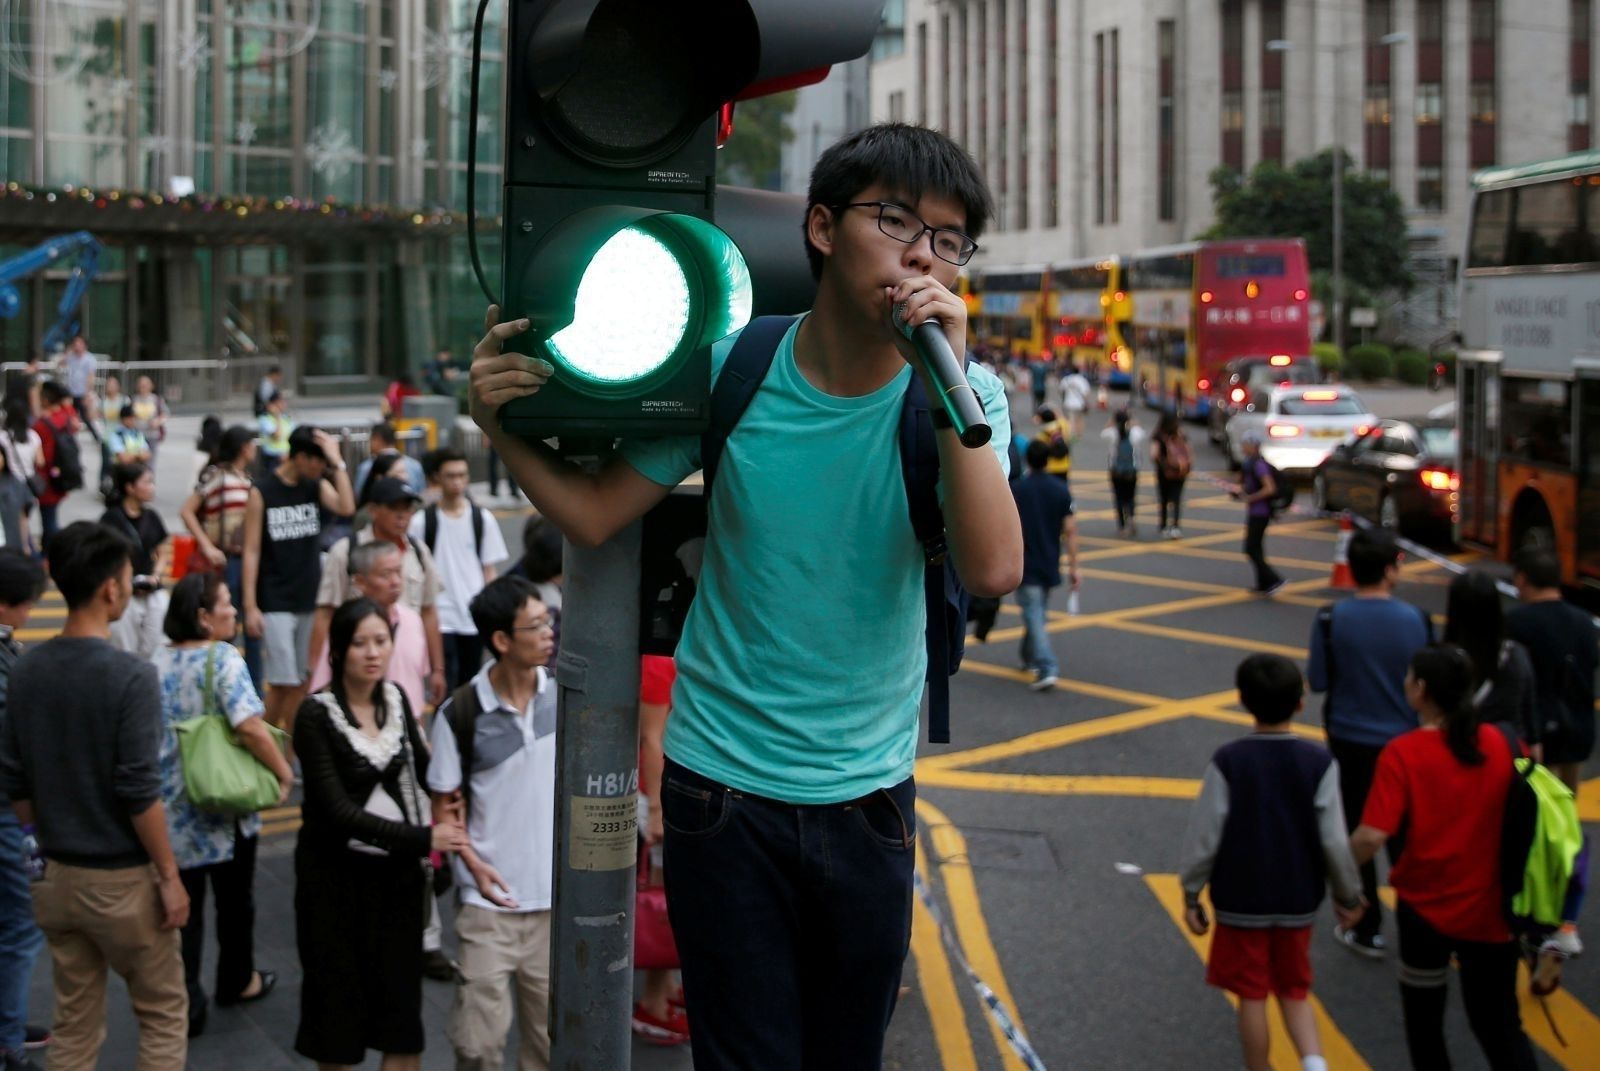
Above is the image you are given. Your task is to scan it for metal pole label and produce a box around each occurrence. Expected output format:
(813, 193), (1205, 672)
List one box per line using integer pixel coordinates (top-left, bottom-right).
(568, 791), (639, 870)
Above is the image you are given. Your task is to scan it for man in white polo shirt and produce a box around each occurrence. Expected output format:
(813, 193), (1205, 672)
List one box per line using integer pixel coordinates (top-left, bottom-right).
(427, 575), (556, 1071)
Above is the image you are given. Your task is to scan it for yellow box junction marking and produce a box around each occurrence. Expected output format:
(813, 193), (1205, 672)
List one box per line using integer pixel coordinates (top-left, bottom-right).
(909, 845), (980, 1071)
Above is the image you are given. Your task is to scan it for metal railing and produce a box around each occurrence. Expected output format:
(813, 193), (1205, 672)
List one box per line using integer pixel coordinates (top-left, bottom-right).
(0, 357), (297, 414)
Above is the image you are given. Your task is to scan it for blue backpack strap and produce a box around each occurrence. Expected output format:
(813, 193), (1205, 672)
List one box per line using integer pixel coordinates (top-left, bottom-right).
(900, 368), (968, 745)
(701, 316), (797, 494)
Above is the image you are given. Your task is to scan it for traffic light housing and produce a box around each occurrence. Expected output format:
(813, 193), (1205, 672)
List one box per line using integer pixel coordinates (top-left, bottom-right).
(495, 0), (885, 440)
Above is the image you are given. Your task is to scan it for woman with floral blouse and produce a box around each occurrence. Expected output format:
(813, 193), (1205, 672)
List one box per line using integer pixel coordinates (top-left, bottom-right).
(155, 572), (294, 1038)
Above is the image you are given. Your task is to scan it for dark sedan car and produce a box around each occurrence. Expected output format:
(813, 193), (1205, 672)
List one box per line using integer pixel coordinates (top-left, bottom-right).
(1312, 418), (1459, 543)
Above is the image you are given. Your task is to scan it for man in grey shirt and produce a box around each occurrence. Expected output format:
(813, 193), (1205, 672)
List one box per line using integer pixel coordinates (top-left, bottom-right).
(0, 522), (189, 1069)
(56, 336), (101, 444)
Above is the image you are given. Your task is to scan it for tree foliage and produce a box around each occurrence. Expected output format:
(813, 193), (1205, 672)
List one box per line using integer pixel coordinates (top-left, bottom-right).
(1201, 151), (1413, 295)
(715, 92), (798, 191)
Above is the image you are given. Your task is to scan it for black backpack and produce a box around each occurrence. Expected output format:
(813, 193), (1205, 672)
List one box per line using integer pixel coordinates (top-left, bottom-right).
(1249, 456), (1294, 517)
(699, 315), (972, 744)
(422, 502), (485, 559)
(42, 420), (83, 494)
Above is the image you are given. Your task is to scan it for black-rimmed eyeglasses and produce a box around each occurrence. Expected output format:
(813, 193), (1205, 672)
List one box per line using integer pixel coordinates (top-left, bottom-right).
(833, 201), (979, 266)
(511, 618), (555, 635)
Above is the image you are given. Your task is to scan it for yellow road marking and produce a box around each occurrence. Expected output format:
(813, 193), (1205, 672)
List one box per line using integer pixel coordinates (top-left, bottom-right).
(920, 768), (1204, 798)
(1073, 565), (1329, 608)
(1120, 542), (1332, 572)
(260, 818), (302, 838)
(1579, 778), (1600, 824)
(1098, 618), (1310, 660)
(1518, 961), (1600, 1068)
(917, 798), (1029, 1071)
(1144, 875), (1372, 1070)
(260, 806), (301, 821)
(955, 658), (1174, 708)
(1192, 709), (1327, 742)
(910, 845), (980, 1071)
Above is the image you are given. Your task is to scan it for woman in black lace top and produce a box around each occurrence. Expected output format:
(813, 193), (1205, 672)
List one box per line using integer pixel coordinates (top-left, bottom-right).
(291, 597), (468, 1069)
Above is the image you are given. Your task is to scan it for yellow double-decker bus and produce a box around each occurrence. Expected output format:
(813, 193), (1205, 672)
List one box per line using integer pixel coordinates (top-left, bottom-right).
(1049, 255), (1132, 386)
(970, 264), (1050, 360)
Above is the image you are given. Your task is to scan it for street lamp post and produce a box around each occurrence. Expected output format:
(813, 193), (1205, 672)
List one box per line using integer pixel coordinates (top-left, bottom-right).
(1266, 32), (1408, 361)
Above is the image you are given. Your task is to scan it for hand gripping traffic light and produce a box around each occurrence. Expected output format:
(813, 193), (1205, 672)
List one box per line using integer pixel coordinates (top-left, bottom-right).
(496, 0), (886, 439)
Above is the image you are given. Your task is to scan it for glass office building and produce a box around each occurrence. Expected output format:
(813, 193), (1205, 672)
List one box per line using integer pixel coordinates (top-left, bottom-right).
(0, 0), (506, 389)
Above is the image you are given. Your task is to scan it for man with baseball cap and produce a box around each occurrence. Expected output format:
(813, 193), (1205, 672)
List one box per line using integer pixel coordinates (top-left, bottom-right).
(310, 476), (446, 709)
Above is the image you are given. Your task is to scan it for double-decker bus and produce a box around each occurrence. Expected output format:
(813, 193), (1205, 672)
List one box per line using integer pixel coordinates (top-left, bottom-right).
(1458, 150), (1600, 588)
(1123, 239), (1314, 419)
(1049, 256), (1133, 386)
(970, 264), (1050, 360)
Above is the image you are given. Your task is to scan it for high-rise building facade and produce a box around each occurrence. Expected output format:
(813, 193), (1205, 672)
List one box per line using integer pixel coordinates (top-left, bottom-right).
(871, 0), (1578, 282)
(0, 0), (508, 387)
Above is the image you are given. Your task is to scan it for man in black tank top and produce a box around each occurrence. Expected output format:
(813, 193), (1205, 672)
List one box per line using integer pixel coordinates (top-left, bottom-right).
(243, 426), (355, 740)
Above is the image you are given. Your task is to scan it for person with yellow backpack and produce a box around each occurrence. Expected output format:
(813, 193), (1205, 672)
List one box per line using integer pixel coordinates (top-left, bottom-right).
(1032, 406), (1073, 481)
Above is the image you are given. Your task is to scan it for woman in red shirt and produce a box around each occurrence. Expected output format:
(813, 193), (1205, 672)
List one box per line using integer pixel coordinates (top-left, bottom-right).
(1352, 644), (1537, 1070)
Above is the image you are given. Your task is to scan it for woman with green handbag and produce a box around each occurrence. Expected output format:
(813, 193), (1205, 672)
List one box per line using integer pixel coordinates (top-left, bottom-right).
(156, 572), (293, 1039)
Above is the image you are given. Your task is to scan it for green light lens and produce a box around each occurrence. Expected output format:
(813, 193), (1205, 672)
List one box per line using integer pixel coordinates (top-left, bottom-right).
(547, 226), (692, 384)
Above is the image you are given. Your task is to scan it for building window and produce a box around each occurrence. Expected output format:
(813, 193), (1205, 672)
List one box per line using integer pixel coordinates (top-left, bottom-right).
(1578, 0), (1593, 40)
(1158, 18), (1176, 222)
(1110, 28), (1119, 225)
(1364, 86), (1392, 125)
(1046, 1), (1059, 227)
(873, 0), (907, 60)
(1417, 165), (1444, 212)
(1261, 89), (1284, 129)
(1221, 91), (1245, 132)
(1574, 89), (1592, 125)
(1471, 81), (1497, 122)
(1369, 168), (1391, 186)
(1471, 0), (1496, 41)
(940, 14), (950, 132)
(1416, 83), (1442, 124)
(1095, 32), (1106, 224)
(888, 91), (905, 122)
(915, 22), (927, 125)
(1418, 0), (1444, 41)
(1365, 0), (1393, 39)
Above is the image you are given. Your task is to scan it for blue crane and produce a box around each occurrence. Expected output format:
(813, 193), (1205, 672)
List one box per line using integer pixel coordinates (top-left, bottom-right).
(0, 230), (103, 356)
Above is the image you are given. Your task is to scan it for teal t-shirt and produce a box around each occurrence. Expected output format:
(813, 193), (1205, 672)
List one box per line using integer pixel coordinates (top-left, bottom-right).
(621, 317), (1012, 804)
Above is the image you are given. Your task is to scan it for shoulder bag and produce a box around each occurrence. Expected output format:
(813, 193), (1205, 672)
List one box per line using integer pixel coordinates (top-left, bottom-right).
(175, 643), (287, 814)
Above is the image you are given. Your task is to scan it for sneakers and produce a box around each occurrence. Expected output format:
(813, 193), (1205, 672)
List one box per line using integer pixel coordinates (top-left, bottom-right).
(1333, 924), (1386, 960)
(1256, 579), (1287, 597)
(1542, 924), (1583, 959)
(631, 1002), (690, 1046)
(20, 1029), (47, 1051)
(1168, 526), (1182, 540)
(1029, 670), (1058, 692)
(1532, 925), (1583, 996)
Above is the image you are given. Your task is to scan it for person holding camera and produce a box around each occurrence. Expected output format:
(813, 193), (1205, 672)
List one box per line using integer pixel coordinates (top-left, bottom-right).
(99, 461), (171, 660)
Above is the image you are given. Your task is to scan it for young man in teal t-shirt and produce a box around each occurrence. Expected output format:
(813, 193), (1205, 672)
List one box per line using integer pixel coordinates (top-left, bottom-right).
(467, 123), (1022, 1068)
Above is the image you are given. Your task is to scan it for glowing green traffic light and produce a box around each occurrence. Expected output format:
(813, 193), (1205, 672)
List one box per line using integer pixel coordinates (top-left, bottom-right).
(527, 209), (753, 399)
(548, 228), (693, 386)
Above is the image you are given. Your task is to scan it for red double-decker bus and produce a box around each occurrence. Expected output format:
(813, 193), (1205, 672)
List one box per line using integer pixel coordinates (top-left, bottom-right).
(1124, 238), (1314, 419)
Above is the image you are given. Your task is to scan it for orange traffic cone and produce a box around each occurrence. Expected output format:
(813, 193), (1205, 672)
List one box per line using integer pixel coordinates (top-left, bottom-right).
(1329, 514), (1356, 590)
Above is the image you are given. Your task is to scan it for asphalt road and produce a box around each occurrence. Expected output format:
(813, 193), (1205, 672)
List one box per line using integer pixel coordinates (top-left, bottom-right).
(22, 382), (1600, 1069)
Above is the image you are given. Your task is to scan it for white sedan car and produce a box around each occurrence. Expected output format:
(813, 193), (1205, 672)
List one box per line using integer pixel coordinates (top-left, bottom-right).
(1225, 384), (1378, 476)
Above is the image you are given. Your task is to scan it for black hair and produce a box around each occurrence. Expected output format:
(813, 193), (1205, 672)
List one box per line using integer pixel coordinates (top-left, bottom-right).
(107, 461), (150, 508)
(804, 122), (993, 280)
(357, 453), (408, 509)
(164, 571), (228, 644)
(370, 421), (398, 448)
(3, 394), (30, 439)
(39, 381), (67, 407)
(1236, 653), (1304, 724)
(287, 425), (323, 459)
(267, 364), (282, 376)
(265, 389), (284, 406)
(1515, 547), (1562, 590)
(215, 425), (257, 467)
(470, 575), (541, 662)
(1347, 528), (1401, 587)
(422, 446), (467, 482)
(328, 597), (394, 714)
(1156, 412), (1181, 439)
(1036, 406), (1059, 423)
(1443, 570), (1505, 693)
(118, 401), (137, 421)
(519, 515), (564, 583)
(1025, 439), (1050, 471)
(1114, 408), (1130, 440)
(1410, 644), (1484, 765)
(49, 521), (133, 610)
(196, 415), (223, 459)
(0, 548), (45, 608)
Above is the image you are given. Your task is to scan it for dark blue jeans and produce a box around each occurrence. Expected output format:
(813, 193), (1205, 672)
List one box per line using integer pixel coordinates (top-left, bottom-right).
(661, 758), (915, 1071)
(0, 809), (42, 1054)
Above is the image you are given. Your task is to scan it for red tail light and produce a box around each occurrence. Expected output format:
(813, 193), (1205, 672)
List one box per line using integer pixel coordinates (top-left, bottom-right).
(1197, 378), (1212, 392)
(1268, 423), (1300, 438)
(1200, 290), (1214, 303)
(1230, 387), (1247, 404)
(1293, 288), (1308, 301)
(1420, 468), (1460, 492)
(1354, 424), (1372, 437)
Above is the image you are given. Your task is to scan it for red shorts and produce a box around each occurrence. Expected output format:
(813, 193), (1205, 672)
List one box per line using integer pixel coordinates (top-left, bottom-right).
(1206, 923), (1313, 1000)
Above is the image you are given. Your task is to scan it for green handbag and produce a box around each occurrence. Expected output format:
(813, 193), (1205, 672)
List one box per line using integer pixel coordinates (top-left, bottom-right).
(174, 643), (287, 815)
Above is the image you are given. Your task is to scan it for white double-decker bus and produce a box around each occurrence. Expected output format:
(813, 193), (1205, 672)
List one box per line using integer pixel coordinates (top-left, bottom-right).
(1459, 151), (1600, 588)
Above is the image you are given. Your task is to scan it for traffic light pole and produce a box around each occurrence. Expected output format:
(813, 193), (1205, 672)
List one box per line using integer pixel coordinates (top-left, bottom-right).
(549, 443), (641, 1069)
